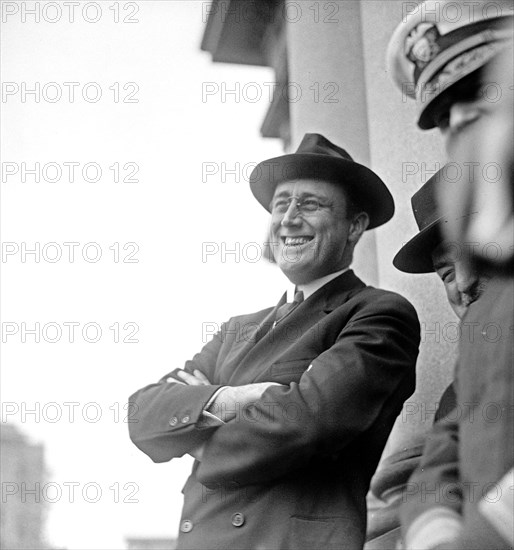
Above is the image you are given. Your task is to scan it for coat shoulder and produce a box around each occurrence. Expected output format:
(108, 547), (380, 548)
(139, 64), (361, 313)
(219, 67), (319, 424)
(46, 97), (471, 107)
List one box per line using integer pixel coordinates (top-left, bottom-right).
(347, 285), (420, 322)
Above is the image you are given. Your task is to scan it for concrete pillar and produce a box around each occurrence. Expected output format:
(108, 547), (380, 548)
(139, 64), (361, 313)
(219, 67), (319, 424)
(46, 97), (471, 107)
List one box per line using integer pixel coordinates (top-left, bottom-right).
(360, 0), (455, 449)
(361, 1), (456, 546)
(286, 0), (378, 286)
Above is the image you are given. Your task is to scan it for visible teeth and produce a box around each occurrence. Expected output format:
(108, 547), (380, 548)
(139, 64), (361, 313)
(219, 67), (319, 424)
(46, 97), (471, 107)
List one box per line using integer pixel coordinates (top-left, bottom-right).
(284, 237), (312, 246)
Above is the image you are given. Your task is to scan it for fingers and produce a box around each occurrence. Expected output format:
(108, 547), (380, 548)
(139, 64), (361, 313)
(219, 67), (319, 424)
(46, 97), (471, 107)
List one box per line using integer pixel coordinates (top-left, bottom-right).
(193, 369), (211, 384)
(176, 370), (203, 386)
(166, 377), (186, 385)
(171, 369), (211, 386)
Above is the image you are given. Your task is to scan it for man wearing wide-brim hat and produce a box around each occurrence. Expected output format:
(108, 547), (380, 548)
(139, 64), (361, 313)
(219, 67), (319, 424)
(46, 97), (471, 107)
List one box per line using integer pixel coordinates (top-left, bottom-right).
(394, 167), (491, 421)
(387, 1), (514, 548)
(394, 167), (487, 321)
(129, 133), (420, 550)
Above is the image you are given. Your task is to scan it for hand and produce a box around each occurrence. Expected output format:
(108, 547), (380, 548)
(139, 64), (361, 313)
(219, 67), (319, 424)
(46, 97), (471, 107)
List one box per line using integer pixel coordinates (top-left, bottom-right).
(231, 382), (284, 406)
(210, 382), (284, 422)
(166, 369), (211, 386)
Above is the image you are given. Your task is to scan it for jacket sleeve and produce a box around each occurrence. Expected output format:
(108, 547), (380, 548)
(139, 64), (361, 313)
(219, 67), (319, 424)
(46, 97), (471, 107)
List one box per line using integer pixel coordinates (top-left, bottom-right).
(196, 292), (420, 486)
(128, 324), (227, 462)
(400, 414), (463, 549)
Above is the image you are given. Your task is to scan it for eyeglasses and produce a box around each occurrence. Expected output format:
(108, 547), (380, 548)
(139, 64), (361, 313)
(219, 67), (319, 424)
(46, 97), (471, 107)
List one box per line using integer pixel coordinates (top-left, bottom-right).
(270, 196), (332, 216)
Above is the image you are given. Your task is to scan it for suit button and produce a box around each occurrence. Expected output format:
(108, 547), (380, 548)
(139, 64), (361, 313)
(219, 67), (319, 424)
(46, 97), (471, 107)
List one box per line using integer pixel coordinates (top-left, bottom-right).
(231, 512), (245, 527)
(180, 519), (193, 533)
(169, 417), (178, 427)
(181, 415), (190, 423)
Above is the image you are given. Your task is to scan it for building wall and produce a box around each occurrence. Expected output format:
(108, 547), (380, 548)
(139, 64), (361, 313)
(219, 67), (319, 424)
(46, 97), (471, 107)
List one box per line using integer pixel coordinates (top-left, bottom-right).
(0, 424), (47, 550)
(360, 0), (457, 455)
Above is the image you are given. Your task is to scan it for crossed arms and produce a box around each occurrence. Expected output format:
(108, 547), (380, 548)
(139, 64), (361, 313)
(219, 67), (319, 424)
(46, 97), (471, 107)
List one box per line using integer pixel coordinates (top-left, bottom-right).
(167, 368), (282, 461)
(128, 291), (420, 487)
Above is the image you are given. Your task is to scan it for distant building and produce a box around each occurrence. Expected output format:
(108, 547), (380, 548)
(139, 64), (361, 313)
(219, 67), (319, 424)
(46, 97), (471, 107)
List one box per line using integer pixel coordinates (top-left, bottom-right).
(0, 423), (48, 550)
(125, 537), (177, 550)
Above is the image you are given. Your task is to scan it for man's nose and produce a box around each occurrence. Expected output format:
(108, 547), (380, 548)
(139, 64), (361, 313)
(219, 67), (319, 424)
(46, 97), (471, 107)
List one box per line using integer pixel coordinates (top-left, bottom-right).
(448, 102), (481, 134)
(455, 260), (478, 294)
(281, 200), (301, 226)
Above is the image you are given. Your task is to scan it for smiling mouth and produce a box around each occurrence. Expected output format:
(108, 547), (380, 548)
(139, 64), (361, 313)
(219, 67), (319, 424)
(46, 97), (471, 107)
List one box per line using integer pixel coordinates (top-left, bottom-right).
(282, 236), (314, 246)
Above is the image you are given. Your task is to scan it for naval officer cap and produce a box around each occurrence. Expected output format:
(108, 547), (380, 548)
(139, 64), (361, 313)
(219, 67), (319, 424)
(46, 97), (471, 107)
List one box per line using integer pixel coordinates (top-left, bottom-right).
(386, 0), (514, 129)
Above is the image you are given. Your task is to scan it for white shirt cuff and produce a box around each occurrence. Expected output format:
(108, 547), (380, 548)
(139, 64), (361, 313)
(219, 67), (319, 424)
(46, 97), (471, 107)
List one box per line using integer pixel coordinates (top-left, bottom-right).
(404, 507), (463, 549)
(198, 387), (227, 426)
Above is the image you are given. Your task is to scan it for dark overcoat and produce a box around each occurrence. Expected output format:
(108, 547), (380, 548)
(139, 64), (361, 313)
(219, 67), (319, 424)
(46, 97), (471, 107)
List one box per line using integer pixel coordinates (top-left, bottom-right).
(130, 271), (420, 550)
(401, 276), (514, 549)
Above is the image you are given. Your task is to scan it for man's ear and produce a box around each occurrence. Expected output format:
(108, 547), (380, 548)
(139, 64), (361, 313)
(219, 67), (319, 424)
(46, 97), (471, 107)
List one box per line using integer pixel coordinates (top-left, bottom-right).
(348, 212), (370, 244)
(263, 227), (277, 263)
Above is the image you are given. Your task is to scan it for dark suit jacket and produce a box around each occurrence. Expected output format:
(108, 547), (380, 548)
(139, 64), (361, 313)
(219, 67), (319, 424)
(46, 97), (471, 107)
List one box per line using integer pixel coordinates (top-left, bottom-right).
(129, 271), (420, 550)
(401, 276), (514, 549)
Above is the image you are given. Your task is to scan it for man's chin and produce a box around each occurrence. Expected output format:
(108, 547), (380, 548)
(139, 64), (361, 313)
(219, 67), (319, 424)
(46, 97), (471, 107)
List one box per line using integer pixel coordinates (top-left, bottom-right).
(277, 262), (312, 285)
(456, 295), (483, 320)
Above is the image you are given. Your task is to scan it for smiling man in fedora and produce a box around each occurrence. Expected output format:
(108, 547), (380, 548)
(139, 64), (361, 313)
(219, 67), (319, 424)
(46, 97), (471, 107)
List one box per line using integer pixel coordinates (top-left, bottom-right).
(129, 133), (420, 550)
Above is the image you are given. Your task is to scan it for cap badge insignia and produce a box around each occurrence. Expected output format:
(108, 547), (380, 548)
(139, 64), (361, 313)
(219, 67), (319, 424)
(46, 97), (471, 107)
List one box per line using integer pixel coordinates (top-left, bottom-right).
(406, 23), (441, 71)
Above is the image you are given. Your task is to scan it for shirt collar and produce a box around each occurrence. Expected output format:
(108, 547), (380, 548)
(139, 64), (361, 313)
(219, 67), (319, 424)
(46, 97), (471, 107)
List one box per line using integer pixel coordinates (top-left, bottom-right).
(286, 267), (350, 302)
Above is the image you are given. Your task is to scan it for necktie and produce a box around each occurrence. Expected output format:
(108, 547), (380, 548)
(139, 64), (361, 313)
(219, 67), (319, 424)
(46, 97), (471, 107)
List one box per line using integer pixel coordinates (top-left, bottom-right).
(274, 290), (304, 325)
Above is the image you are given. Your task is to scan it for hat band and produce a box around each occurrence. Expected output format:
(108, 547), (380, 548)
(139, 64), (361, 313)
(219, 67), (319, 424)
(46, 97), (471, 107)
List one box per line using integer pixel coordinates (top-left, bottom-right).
(411, 16), (512, 82)
(416, 38), (512, 117)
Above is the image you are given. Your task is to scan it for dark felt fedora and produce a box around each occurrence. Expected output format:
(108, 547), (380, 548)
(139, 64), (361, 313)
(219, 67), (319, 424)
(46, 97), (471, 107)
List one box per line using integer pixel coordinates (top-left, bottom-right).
(394, 167), (448, 273)
(249, 133), (394, 229)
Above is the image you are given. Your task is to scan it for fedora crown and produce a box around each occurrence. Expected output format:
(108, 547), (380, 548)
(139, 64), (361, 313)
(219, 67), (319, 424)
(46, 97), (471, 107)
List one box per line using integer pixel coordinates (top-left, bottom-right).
(295, 133), (354, 162)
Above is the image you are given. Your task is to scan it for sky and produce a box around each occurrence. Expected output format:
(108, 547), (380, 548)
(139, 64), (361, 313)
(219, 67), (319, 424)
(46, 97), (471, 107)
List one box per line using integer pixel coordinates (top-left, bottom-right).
(1, 2), (284, 548)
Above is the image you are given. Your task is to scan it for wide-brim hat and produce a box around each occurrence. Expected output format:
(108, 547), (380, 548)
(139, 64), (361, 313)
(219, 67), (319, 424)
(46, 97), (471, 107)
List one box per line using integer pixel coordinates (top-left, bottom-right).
(249, 133), (394, 229)
(394, 217), (445, 273)
(394, 166), (475, 273)
(386, 0), (514, 129)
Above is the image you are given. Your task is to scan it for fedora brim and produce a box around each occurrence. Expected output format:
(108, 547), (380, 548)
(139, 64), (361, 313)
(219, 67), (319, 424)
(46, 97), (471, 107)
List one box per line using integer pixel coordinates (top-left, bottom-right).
(249, 154), (394, 230)
(393, 218), (445, 274)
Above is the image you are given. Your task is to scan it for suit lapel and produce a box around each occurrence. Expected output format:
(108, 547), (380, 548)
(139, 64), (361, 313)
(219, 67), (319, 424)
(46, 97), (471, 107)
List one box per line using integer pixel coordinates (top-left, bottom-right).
(256, 292), (287, 341)
(226, 270), (366, 385)
(216, 296), (285, 384)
